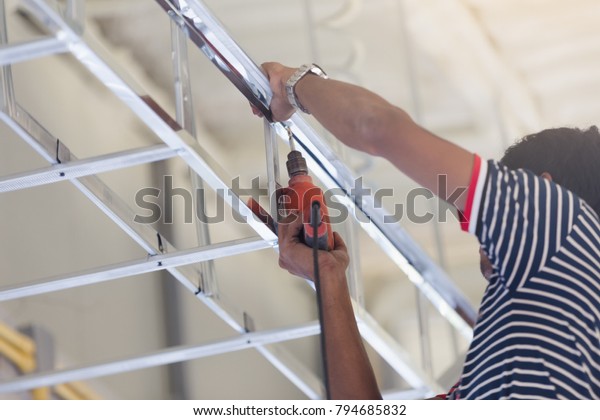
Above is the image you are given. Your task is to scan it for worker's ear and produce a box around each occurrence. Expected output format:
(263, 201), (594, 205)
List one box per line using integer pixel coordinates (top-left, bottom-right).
(540, 172), (553, 182)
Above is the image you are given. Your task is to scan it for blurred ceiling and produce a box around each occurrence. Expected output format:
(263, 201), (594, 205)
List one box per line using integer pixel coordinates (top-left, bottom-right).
(89, 0), (600, 146)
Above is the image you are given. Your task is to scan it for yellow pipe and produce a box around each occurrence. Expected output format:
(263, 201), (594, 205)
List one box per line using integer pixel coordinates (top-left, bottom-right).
(0, 338), (35, 373)
(31, 387), (51, 400)
(54, 382), (101, 400)
(54, 382), (102, 400)
(0, 323), (100, 400)
(0, 336), (49, 399)
(0, 322), (35, 355)
(54, 383), (82, 400)
(66, 381), (101, 400)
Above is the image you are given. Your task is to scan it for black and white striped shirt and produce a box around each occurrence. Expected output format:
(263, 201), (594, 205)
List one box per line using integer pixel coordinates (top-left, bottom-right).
(454, 156), (600, 399)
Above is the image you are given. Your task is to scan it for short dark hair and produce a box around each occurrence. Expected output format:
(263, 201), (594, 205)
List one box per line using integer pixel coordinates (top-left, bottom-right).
(500, 126), (600, 216)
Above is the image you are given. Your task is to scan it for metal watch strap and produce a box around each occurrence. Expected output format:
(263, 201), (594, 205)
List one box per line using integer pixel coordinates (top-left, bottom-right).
(285, 64), (328, 114)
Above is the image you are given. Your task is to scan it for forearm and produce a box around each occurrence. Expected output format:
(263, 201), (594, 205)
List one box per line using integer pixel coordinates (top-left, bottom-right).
(294, 75), (473, 209)
(295, 76), (395, 156)
(320, 268), (381, 400)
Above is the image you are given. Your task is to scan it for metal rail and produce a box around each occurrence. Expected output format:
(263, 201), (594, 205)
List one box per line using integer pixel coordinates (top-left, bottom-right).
(0, 0), (478, 398)
(0, 238), (274, 302)
(0, 322), (321, 394)
(0, 36), (68, 66)
(0, 145), (178, 193)
(153, 0), (476, 336)
(2, 0), (323, 398)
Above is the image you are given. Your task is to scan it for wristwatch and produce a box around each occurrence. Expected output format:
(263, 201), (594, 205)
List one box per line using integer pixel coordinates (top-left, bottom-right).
(285, 64), (328, 114)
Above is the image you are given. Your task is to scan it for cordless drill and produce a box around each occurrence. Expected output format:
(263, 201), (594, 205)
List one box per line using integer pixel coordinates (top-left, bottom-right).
(280, 147), (334, 251)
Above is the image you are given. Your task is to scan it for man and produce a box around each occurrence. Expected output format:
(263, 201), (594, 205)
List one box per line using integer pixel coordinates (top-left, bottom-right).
(255, 62), (600, 399)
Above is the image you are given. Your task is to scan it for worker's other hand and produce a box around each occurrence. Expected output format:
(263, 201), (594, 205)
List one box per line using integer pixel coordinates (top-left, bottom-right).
(251, 62), (297, 121)
(278, 211), (349, 281)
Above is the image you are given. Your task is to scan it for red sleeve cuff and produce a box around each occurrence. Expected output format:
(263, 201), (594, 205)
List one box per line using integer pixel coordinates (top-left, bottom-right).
(459, 154), (485, 233)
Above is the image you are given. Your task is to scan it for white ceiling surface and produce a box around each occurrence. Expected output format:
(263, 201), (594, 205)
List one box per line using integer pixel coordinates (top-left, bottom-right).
(2, 0), (599, 399)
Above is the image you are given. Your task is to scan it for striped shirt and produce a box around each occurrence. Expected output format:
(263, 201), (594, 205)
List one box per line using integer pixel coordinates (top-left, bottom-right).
(451, 155), (600, 399)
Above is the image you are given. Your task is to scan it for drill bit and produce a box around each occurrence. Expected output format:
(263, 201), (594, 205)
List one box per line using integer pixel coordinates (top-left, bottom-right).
(285, 125), (307, 176)
(286, 125), (297, 151)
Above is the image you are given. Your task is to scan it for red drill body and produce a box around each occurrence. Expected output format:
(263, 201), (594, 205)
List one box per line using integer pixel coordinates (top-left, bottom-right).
(282, 150), (334, 251)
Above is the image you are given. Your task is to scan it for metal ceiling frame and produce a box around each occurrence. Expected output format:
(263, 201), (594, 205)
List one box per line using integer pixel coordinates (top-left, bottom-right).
(0, 0), (476, 398)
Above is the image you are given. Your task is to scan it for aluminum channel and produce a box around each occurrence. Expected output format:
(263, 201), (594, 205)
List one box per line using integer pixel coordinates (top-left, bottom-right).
(152, 0), (469, 390)
(0, 144), (177, 193)
(0, 96), (323, 402)
(27, 0), (453, 392)
(8, 1), (460, 394)
(0, 105), (246, 333)
(0, 321), (320, 394)
(153, 0), (476, 336)
(4, 0), (322, 399)
(0, 36), (68, 66)
(170, 15), (216, 298)
(0, 238), (273, 302)
(22, 0), (278, 244)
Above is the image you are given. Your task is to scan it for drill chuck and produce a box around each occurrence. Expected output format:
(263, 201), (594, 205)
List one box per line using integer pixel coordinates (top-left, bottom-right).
(286, 150), (308, 177)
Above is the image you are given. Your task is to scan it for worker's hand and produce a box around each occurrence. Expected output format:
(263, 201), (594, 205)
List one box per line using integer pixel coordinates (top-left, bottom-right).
(278, 211), (349, 281)
(251, 62), (297, 121)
